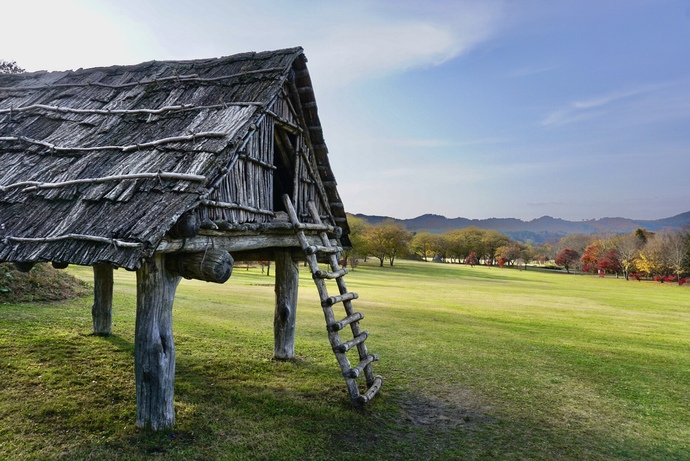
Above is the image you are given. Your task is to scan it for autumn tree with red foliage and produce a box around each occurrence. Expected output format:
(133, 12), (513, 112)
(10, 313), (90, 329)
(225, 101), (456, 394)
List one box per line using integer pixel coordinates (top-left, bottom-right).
(555, 248), (580, 274)
(581, 243), (603, 274)
(596, 249), (622, 276)
(464, 252), (479, 267)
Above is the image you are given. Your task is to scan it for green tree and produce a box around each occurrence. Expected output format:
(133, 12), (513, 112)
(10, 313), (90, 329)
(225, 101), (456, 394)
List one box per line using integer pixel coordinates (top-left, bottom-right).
(519, 244), (534, 270)
(634, 228), (649, 245)
(430, 233), (450, 262)
(444, 229), (469, 263)
(410, 232), (436, 261)
(481, 230), (511, 265)
(495, 243), (523, 266)
(364, 220), (412, 267)
(0, 60), (24, 74)
(343, 214), (370, 269)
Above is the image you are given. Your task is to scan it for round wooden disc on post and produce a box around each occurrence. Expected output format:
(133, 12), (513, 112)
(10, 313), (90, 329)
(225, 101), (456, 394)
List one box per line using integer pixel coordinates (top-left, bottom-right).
(165, 249), (234, 283)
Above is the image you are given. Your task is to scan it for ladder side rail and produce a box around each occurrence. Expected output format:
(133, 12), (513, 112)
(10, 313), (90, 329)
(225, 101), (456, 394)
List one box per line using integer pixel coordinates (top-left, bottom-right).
(304, 201), (378, 385)
(305, 202), (377, 387)
(305, 202), (351, 298)
(292, 197), (382, 402)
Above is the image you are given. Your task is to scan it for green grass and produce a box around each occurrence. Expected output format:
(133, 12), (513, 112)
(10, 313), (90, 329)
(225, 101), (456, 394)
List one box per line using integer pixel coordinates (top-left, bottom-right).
(0, 260), (689, 460)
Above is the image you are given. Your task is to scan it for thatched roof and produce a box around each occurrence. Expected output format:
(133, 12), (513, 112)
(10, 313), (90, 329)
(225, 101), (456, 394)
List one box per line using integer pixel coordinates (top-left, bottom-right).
(0, 47), (348, 270)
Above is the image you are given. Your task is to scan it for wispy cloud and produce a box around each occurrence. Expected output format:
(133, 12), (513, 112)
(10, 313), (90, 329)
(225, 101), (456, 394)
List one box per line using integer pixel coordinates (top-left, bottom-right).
(294, 4), (504, 88)
(381, 138), (454, 148)
(508, 65), (556, 78)
(571, 84), (661, 109)
(541, 83), (667, 126)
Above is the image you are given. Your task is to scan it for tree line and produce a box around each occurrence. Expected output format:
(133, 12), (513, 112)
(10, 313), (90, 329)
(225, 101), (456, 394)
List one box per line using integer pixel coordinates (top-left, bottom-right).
(344, 215), (690, 283)
(552, 228), (690, 283)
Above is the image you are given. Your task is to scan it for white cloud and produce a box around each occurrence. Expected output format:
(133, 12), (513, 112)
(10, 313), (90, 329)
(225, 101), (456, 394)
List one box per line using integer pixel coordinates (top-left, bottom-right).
(3, 0), (504, 87)
(541, 82), (673, 127)
(571, 84), (661, 110)
(308, 2), (503, 87)
(1, 0), (159, 71)
(508, 65), (556, 78)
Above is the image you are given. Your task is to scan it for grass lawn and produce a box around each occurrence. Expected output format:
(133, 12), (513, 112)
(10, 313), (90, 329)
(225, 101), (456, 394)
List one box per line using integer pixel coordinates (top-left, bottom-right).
(0, 259), (689, 460)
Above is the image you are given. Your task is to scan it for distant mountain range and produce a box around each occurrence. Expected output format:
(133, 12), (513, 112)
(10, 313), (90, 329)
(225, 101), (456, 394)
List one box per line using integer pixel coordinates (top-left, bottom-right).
(352, 211), (690, 243)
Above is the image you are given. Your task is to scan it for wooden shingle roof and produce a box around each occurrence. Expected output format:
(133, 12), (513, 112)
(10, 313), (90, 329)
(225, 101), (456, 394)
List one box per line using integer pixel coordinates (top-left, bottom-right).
(0, 47), (348, 269)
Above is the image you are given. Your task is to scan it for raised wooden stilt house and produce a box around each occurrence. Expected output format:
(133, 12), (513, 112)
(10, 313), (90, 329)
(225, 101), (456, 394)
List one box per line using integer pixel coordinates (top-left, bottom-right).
(0, 47), (382, 430)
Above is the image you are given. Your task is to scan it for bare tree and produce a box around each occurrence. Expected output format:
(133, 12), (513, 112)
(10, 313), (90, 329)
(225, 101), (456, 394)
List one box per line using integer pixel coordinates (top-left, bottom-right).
(611, 233), (644, 280)
(659, 230), (689, 283)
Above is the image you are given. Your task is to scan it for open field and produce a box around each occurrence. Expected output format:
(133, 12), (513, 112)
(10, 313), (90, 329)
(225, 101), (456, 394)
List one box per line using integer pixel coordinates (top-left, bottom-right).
(0, 260), (689, 460)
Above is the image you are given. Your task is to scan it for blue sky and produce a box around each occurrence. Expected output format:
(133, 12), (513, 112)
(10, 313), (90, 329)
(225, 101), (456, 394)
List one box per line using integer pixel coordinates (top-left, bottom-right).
(3, 0), (690, 221)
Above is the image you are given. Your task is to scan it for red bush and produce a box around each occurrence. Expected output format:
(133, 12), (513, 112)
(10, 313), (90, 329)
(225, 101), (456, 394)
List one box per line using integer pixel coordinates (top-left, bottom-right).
(679, 278), (688, 286)
(629, 273), (642, 281)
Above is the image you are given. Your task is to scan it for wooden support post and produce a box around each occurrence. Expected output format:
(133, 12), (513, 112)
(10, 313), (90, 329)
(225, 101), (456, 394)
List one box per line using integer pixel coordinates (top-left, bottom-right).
(92, 264), (113, 336)
(274, 250), (299, 360)
(135, 254), (181, 430)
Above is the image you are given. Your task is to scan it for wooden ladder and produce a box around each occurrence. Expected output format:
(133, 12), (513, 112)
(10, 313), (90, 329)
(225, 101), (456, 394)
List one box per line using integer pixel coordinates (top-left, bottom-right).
(282, 195), (383, 405)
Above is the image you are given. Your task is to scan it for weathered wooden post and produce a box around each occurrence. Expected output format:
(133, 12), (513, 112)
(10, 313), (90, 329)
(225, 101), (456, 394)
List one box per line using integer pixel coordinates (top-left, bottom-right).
(92, 264), (113, 336)
(274, 250), (299, 359)
(135, 254), (181, 430)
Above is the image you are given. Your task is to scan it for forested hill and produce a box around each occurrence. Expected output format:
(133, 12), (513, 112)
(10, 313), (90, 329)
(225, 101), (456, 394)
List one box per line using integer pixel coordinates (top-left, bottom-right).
(352, 211), (690, 243)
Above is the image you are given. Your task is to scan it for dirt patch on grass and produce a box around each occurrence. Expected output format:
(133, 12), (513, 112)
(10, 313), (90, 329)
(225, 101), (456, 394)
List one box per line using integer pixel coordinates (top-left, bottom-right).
(397, 387), (493, 431)
(0, 263), (90, 303)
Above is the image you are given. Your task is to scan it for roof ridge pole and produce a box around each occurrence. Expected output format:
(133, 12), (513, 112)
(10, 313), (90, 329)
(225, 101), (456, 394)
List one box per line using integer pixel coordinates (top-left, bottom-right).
(135, 253), (181, 430)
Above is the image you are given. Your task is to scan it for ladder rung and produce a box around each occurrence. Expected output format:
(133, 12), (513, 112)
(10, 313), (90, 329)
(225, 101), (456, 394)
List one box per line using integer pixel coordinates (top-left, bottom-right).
(328, 312), (363, 332)
(314, 268), (349, 279)
(334, 330), (369, 353)
(305, 245), (342, 255)
(345, 353), (378, 378)
(322, 292), (358, 307)
(356, 376), (384, 405)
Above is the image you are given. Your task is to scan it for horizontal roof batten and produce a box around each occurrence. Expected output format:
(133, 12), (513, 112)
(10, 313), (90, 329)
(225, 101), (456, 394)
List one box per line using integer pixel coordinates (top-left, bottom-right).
(0, 102), (263, 116)
(0, 132), (228, 154)
(0, 172), (207, 193)
(2, 233), (143, 248)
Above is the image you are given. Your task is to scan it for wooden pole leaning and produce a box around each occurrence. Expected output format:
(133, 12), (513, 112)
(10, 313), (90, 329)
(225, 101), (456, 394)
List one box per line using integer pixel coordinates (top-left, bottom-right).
(274, 249), (299, 360)
(134, 253), (181, 431)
